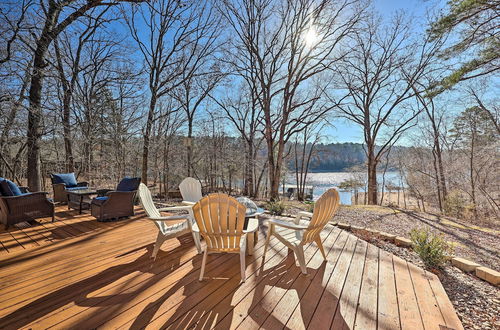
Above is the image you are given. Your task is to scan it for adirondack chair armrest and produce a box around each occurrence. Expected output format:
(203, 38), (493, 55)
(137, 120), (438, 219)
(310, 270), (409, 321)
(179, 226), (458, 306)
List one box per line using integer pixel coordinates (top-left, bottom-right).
(267, 219), (308, 230)
(181, 201), (196, 206)
(294, 211), (313, 224)
(297, 211), (313, 218)
(158, 205), (192, 212)
(149, 215), (191, 222)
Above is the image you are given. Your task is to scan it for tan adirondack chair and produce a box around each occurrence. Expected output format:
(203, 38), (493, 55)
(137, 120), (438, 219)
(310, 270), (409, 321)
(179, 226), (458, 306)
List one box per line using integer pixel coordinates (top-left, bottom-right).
(191, 193), (249, 282)
(138, 183), (202, 259)
(262, 188), (340, 275)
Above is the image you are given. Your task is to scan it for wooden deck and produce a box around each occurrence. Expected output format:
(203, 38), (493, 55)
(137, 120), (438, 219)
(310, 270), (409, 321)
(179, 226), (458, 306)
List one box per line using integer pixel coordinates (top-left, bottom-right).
(0, 206), (463, 329)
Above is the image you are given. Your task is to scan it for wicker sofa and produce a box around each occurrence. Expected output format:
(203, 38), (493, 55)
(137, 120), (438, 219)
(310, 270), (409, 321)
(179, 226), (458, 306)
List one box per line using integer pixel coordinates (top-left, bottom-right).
(0, 178), (54, 230)
(91, 177), (141, 222)
(50, 173), (88, 203)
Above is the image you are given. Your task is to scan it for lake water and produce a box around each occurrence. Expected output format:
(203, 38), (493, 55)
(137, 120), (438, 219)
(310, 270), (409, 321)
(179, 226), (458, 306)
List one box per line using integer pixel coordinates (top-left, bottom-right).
(284, 171), (401, 205)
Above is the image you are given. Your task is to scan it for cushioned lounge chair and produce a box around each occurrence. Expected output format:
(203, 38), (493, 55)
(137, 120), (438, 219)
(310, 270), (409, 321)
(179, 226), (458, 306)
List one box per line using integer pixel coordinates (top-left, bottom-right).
(0, 178), (55, 230)
(50, 173), (88, 203)
(90, 177), (141, 221)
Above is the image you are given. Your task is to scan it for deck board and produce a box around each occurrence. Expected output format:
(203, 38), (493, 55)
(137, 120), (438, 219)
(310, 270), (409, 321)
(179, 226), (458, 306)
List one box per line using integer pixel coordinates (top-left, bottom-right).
(0, 206), (463, 329)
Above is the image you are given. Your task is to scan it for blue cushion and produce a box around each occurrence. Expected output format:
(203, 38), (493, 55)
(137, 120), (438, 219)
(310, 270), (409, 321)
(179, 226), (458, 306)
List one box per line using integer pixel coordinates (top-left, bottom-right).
(95, 196), (108, 201)
(0, 179), (23, 196)
(52, 173), (78, 188)
(116, 177), (141, 192)
(66, 186), (88, 191)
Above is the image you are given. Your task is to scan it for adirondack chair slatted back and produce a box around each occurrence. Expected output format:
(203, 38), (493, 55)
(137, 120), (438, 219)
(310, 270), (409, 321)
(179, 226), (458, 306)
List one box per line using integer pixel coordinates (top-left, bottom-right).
(192, 193), (246, 252)
(138, 183), (164, 230)
(302, 188), (340, 244)
(179, 177), (202, 203)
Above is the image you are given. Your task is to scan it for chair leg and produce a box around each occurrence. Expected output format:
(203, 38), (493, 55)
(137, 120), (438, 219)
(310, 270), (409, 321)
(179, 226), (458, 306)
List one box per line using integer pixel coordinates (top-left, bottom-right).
(295, 245), (307, 275)
(240, 239), (247, 282)
(259, 226), (273, 276)
(199, 247), (208, 281)
(315, 236), (327, 260)
(192, 231), (202, 254)
(247, 231), (254, 255)
(152, 232), (165, 260)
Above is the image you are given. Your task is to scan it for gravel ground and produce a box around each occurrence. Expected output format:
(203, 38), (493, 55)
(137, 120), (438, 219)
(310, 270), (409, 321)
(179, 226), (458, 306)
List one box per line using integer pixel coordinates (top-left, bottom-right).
(279, 202), (500, 271)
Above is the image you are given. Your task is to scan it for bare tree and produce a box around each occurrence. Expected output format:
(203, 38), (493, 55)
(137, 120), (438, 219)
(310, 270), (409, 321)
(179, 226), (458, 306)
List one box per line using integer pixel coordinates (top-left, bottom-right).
(413, 82), (448, 210)
(293, 122), (323, 201)
(125, 0), (221, 184)
(220, 0), (364, 199)
(211, 85), (265, 197)
(53, 10), (112, 172)
(332, 13), (443, 204)
(23, 0), (145, 191)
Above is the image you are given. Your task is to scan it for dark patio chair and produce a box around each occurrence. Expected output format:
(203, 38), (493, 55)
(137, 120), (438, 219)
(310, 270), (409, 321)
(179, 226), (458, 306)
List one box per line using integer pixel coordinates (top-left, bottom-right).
(90, 177), (141, 222)
(50, 173), (88, 203)
(0, 178), (55, 230)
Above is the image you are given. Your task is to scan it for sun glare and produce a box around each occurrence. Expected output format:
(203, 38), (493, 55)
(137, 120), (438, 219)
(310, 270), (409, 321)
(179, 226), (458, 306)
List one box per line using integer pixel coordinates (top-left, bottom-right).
(304, 26), (319, 47)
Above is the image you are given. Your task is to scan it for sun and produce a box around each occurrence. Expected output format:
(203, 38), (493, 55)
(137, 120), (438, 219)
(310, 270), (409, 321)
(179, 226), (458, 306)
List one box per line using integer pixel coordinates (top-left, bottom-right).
(304, 26), (319, 47)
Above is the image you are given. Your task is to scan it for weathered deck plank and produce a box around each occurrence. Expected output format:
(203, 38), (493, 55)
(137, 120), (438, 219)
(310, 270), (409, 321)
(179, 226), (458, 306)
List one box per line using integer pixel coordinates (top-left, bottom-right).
(0, 207), (463, 330)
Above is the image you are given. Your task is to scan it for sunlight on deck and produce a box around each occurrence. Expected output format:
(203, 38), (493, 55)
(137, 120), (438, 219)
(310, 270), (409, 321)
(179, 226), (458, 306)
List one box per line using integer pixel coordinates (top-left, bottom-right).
(0, 206), (463, 329)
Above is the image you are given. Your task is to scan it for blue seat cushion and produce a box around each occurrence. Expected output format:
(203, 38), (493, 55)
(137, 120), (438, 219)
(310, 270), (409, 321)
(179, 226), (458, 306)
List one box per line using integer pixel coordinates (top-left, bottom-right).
(66, 186), (88, 192)
(116, 177), (141, 192)
(52, 173), (78, 188)
(92, 196), (108, 205)
(0, 179), (23, 196)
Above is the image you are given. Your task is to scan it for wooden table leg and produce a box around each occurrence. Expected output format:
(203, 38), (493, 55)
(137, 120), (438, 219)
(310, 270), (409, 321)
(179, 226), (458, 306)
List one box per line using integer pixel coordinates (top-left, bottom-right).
(79, 195), (83, 214)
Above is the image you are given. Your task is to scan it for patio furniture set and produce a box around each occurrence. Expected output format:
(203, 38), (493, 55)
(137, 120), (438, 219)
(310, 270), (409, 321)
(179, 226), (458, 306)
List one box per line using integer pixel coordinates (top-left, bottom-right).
(1, 174), (340, 283)
(0, 173), (141, 229)
(138, 177), (340, 282)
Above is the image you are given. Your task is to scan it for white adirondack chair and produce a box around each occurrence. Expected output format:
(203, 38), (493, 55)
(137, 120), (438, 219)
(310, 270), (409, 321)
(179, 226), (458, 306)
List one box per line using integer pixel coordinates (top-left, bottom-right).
(179, 177), (202, 205)
(138, 183), (202, 259)
(262, 188), (340, 275)
(191, 193), (248, 282)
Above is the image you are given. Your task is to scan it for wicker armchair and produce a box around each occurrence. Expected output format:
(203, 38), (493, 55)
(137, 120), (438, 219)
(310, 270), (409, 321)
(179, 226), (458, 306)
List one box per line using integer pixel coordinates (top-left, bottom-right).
(0, 186), (54, 230)
(90, 177), (141, 222)
(50, 173), (88, 203)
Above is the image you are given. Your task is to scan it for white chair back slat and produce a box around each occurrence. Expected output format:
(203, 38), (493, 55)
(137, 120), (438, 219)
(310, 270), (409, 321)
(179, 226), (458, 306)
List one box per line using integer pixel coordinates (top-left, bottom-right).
(179, 177), (203, 203)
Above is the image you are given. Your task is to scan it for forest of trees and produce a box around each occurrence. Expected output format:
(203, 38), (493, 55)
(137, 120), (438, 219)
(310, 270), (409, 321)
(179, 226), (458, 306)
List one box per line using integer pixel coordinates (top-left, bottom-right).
(0, 0), (498, 220)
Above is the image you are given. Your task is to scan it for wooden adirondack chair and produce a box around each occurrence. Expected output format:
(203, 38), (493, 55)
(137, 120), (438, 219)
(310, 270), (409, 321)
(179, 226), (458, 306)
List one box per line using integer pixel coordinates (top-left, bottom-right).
(191, 193), (249, 282)
(262, 188), (340, 275)
(138, 183), (202, 259)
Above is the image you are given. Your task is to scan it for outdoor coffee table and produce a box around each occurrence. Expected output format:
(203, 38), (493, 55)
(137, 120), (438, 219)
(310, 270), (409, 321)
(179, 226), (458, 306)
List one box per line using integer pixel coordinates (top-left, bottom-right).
(66, 188), (98, 214)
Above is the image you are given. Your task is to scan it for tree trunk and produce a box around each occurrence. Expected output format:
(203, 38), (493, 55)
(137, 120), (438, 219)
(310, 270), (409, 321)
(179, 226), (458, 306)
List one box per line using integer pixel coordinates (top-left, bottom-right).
(186, 118), (193, 177)
(366, 149), (378, 205)
(142, 95), (157, 184)
(27, 40), (50, 191)
(245, 140), (254, 196)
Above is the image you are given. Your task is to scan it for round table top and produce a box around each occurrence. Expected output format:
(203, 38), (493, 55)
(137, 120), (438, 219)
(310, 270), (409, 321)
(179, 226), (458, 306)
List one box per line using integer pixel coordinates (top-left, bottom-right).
(245, 207), (265, 218)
